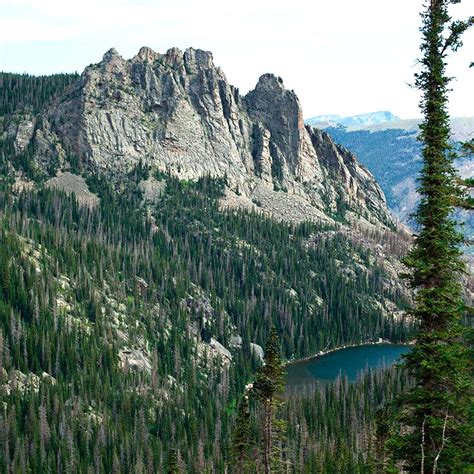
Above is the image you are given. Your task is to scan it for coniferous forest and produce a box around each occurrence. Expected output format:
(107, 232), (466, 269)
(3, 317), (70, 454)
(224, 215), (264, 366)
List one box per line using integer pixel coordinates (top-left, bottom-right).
(0, 158), (414, 471)
(0, 1), (473, 472)
(0, 74), (413, 469)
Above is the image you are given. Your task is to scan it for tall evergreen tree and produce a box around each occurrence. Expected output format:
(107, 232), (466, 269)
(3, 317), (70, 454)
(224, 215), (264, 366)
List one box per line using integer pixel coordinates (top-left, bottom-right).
(253, 326), (286, 474)
(231, 394), (253, 472)
(387, 1), (473, 471)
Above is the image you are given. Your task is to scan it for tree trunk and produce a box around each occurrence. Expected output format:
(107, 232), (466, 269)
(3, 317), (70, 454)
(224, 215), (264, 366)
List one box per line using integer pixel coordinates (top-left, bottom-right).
(264, 399), (273, 474)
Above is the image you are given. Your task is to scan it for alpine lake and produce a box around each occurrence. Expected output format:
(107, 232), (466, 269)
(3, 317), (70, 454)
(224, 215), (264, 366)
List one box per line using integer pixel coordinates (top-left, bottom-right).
(285, 343), (411, 393)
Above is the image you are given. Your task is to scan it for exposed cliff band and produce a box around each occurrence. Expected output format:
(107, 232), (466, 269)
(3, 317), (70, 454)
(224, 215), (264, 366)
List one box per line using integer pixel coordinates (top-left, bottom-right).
(17, 46), (391, 227)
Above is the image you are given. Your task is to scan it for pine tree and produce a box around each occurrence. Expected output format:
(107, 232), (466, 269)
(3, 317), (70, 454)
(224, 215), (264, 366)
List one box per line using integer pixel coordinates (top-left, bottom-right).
(387, 1), (473, 471)
(167, 447), (179, 474)
(253, 326), (286, 473)
(230, 394), (252, 472)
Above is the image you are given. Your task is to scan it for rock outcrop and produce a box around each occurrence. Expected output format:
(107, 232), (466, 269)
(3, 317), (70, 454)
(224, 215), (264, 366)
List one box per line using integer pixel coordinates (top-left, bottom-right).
(46, 172), (99, 208)
(27, 46), (392, 227)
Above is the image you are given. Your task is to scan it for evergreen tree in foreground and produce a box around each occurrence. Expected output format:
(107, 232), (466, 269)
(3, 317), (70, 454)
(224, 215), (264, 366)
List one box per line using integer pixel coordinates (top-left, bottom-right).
(231, 394), (253, 472)
(253, 326), (286, 474)
(387, 1), (473, 471)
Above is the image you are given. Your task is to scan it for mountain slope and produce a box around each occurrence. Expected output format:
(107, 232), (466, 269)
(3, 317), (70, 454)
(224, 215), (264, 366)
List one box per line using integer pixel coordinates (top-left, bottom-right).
(320, 119), (473, 240)
(0, 52), (415, 471)
(0, 173), (413, 471)
(4, 47), (392, 228)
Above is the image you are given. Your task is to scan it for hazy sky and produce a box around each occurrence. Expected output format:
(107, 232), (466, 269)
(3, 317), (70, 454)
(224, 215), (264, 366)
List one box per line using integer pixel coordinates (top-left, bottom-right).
(1, 0), (473, 119)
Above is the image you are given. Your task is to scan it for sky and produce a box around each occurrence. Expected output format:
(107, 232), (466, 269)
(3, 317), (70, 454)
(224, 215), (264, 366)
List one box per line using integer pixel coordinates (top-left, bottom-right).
(0, 0), (473, 119)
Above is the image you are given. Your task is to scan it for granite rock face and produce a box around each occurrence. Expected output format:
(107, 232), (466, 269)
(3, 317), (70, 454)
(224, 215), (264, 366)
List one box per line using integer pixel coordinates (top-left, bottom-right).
(28, 46), (392, 226)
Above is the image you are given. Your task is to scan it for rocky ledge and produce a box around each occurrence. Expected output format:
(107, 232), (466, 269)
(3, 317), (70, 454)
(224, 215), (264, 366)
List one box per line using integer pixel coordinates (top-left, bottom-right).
(15, 46), (392, 227)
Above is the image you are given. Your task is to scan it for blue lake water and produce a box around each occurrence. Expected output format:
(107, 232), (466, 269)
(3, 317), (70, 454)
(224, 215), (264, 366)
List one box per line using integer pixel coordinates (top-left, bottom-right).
(286, 343), (411, 392)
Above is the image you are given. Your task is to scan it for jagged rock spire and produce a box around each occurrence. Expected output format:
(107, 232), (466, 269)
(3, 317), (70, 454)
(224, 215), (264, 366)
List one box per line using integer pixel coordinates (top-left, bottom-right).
(30, 46), (392, 227)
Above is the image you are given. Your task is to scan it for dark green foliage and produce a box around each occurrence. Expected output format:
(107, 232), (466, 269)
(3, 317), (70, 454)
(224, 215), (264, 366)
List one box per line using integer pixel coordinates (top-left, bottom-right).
(253, 326), (286, 473)
(230, 363), (411, 473)
(167, 448), (179, 473)
(387, 1), (474, 471)
(254, 327), (285, 401)
(285, 366), (412, 473)
(231, 395), (252, 472)
(0, 69), (417, 472)
(0, 171), (414, 472)
(0, 72), (79, 181)
(0, 72), (78, 115)
(461, 139), (474, 156)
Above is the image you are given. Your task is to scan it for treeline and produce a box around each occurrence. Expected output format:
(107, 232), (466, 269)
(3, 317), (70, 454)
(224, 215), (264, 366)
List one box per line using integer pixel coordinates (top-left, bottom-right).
(284, 366), (411, 472)
(0, 72), (79, 116)
(0, 72), (80, 181)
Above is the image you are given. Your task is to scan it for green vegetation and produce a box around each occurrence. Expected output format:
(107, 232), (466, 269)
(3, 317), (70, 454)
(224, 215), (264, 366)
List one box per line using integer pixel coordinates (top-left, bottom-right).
(230, 331), (412, 473)
(252, 327), (286, 473)
(0, 165), (414, 471)
(0, 72), (80, 181)
(325, 127), (421, 212)
(386, 1), (474, 471)
(0, 72), (78, 115)
(0, 63), (414, 471)
(0, 65), (416, 468)
(4, 37), (470, 470)
(231, 394), (252, 471)
(286, 366), (412, 473)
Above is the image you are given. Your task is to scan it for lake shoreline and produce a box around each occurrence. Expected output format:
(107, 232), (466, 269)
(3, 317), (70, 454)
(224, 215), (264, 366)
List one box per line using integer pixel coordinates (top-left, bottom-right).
(285, 338), (415, 367)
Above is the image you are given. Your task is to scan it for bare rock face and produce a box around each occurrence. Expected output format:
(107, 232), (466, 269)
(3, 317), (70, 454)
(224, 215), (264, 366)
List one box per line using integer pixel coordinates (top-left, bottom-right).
(250, 343), (264, 363)
(119, 348), (152, 373)
(46, 172), (99, 208)
(28, 46), (392, 227)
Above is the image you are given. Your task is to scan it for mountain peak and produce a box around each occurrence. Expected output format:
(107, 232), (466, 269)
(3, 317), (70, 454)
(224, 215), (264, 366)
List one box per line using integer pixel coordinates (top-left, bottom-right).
(306, 111), (400, 128)
(184, 48), (214, 68)
(135, 46), (160, 63)
(130, 46), (216, 72)
(19, 46), (393, 228)
(102, 47), (122, 63)
(255, 73), (285, 91)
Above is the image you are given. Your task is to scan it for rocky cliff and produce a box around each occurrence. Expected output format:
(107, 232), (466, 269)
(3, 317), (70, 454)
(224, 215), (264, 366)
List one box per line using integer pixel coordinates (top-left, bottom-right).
(13, 46), (392, 227)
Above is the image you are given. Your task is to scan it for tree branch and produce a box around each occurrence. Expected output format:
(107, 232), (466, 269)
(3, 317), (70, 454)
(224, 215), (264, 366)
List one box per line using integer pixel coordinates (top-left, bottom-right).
(432, 411), (449, 474)
(421, 415), (426, 474)
(440, 17), (474, 55)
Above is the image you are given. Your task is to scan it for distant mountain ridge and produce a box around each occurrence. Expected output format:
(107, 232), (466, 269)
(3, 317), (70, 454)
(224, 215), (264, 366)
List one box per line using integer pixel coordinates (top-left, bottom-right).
(306, 111), (400, 128)
(341, 116), (474, 142)
(313, 115), (474, 243)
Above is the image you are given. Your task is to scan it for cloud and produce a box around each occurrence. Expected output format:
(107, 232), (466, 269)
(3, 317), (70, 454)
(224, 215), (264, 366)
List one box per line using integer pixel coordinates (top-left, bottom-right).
(0, 0), (472, 117)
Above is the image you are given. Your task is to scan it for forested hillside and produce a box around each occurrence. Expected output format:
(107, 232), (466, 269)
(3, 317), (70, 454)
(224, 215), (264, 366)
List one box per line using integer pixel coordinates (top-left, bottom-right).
(0, 169), (413, 471)
(0, 72), (78, 115)
(0, 71), (415, 471)
(2, 0), (472, 467)
(324, 127), (421, 217)
(324, 125), (473, 242)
